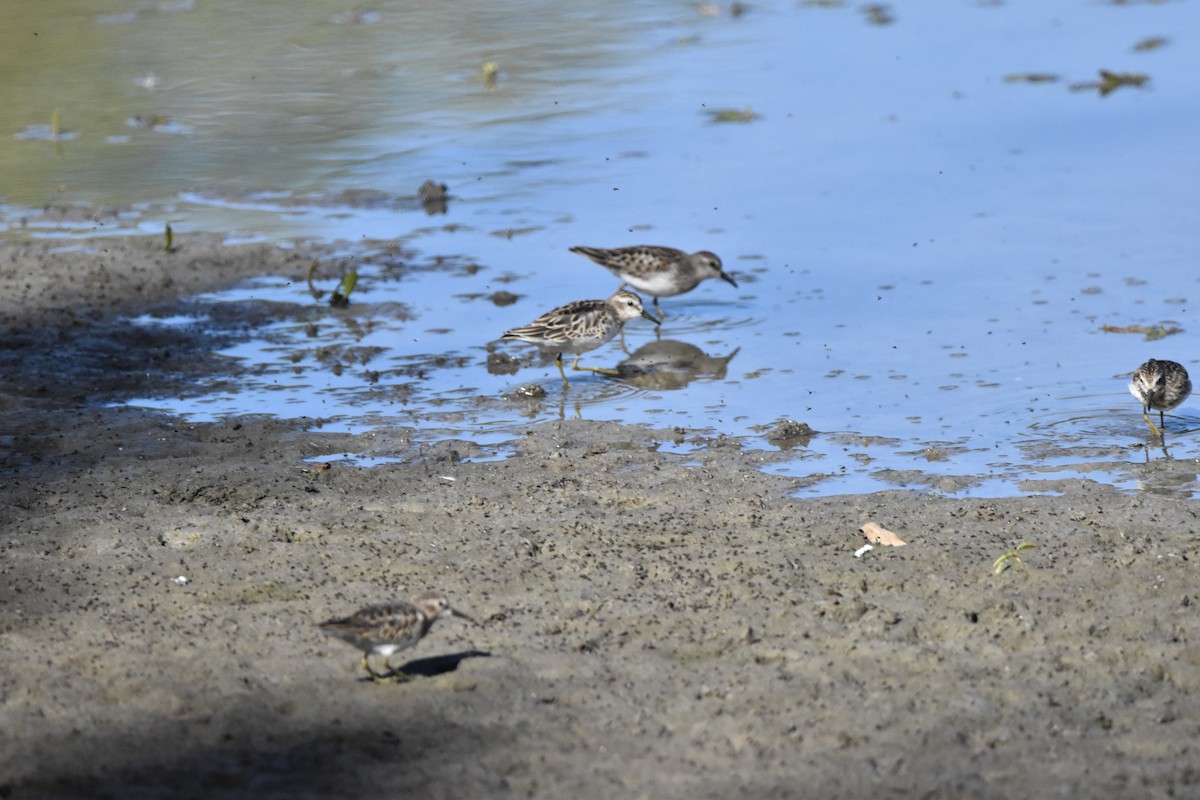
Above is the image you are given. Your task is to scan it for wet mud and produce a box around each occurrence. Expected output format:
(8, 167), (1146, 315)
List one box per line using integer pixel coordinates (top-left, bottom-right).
(2, 237), (1199, 798)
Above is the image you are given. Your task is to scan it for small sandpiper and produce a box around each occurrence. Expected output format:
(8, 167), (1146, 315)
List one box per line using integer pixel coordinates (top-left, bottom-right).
(319, 592), (474, 683)
(569, 245), (737, 318)
(1129, 358), (1191, 439)
(501, 289), (660, 386)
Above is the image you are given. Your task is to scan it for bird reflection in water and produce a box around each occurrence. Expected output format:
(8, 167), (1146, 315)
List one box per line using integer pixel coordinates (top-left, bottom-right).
(614, 340), (740, 390)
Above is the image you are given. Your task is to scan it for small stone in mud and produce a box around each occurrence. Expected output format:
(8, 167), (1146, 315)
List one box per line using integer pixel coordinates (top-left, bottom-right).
(768, 419), (816, 448)
(419, 180), (448, 215)
(491, 290), (519, 307)
(487, 351), (522, 376)
(508, 384), (547, 399)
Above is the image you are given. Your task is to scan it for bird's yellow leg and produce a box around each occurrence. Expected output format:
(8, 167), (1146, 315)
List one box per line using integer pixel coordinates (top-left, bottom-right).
(1143, 407), (1163, 439)
(374, 657), (414, 684)
(361, 654), (400, 682)
(361, 654), (382, 678)
(555, 353), (569, 387)
(571, 355), (619, 377)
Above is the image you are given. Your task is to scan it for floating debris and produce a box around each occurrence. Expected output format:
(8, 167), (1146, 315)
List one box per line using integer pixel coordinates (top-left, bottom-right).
(125, 115), (188, 134)
(490, 226), (541, 239)
(481, 61), (499, 91)
(1003, 73), (1060, 84)
(307, 261), (359, 307)
(861, 4), (894, 25)
(1069, 70), (1150, 96)
(1101, 323), (1182, 341)
(706, 107), (757, 123)
(306, 261), (326, 301)
(329, 270), (358, 308)
(697, 2), (748, 16)
(1132, 36), (1168, 53)
(127, 114), (170, 130)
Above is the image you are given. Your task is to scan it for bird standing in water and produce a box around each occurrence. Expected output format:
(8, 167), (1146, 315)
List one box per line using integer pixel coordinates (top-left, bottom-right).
(1129, 358), (1191, 439)
(502, 289), (660, 387)
(569, 245), (737, 318)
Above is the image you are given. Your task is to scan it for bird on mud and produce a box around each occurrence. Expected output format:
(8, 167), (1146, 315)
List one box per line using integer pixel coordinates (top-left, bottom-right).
(319, 592), (474, 683)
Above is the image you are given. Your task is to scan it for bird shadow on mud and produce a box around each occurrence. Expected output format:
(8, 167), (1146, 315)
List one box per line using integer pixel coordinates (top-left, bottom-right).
(370, 649), (492, 682)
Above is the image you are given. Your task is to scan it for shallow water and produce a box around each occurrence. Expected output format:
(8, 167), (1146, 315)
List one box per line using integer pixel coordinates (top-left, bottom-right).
(5, 1), (1200, 496)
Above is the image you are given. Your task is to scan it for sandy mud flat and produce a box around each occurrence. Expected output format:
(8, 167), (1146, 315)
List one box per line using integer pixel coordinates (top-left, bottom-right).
(2, 236), (1199, 799)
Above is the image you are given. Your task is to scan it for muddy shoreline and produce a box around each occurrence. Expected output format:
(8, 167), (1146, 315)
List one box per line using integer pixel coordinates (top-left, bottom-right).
(2, 236), (1199, 798)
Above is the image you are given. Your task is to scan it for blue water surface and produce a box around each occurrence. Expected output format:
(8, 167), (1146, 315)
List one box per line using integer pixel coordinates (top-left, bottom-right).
(3, 1), (1198, 496)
